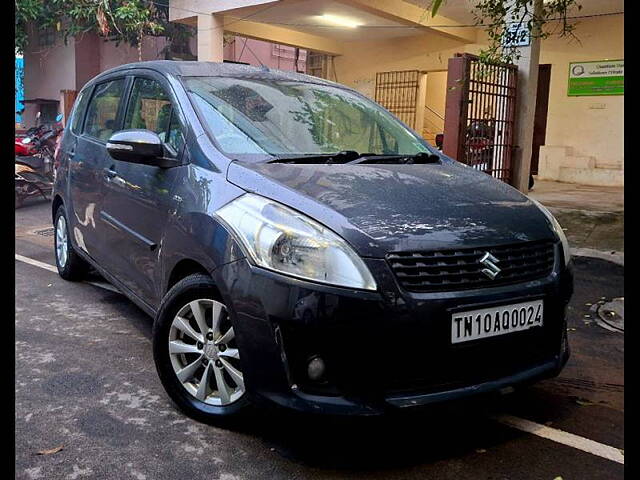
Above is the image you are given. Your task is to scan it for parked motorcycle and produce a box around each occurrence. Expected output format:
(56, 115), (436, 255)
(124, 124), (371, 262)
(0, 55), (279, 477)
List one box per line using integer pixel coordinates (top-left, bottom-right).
(434, 133), (444, 151)
(464, 119), (535, 190)
(435, 124), (535, 190)
(15, 112), (65, 156)
(15, 126), (42, 156)
(15, 114), (63, 208)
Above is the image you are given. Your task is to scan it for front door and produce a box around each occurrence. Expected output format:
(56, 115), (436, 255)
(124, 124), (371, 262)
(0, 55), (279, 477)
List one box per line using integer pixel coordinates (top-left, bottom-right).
(100, 75), (186, 307)
(531, 64), (552, 175)
(68, 78), (126, 261)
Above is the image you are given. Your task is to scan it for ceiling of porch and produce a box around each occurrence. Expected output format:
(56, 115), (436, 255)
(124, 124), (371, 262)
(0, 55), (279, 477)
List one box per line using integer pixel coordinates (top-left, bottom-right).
(404, 0), (624, 25)
(223, 0), (429, 41)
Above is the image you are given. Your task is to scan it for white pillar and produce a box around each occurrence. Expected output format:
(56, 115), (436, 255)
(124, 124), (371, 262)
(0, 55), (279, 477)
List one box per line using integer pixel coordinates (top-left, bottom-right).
(415, 72), (428, 135)
(197, 13), (224, 62)
(511, 0), (542, 192)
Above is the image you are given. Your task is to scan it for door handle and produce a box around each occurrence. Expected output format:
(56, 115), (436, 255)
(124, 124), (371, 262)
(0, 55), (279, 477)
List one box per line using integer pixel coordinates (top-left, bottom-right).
(104, 166), (126, 187)
(104, 167), (118, 179)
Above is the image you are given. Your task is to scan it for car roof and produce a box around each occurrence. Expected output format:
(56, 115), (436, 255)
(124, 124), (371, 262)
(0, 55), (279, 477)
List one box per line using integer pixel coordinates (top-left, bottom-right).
(90, 60), (344, 89)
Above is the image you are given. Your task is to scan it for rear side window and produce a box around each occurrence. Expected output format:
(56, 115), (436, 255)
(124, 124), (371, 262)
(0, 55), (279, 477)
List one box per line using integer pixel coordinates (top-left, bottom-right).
(125, 78), (185, 154)
(83, 79), (125, 141)
(69, 89), (90, 134)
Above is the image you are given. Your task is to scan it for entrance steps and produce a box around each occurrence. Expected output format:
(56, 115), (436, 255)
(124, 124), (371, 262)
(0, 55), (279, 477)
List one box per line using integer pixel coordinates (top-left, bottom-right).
(558, 166), (624, 186)
(538, 145), (623, 187)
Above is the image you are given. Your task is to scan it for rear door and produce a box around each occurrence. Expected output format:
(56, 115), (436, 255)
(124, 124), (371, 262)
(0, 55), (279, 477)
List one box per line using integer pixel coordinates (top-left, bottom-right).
(100, 72), (186, 307)
(67, 77), (127, 262)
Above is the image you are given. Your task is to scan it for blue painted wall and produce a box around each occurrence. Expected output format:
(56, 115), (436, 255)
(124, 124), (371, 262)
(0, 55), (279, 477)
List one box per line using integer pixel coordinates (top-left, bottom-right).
(16, 56), (24, 124)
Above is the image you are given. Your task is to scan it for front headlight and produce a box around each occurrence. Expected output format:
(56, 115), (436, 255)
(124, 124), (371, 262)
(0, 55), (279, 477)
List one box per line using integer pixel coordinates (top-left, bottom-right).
(216, 193), (377, 290)
(530, 198), (571, 266)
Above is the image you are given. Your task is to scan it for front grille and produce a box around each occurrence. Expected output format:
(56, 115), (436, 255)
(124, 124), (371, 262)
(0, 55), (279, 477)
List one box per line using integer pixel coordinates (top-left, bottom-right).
(387, 240), (556, 292)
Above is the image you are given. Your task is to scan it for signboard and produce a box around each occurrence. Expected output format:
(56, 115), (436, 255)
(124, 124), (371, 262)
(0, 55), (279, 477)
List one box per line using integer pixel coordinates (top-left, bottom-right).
(568, 60), (624, 96)
(502, 24), (530, 48)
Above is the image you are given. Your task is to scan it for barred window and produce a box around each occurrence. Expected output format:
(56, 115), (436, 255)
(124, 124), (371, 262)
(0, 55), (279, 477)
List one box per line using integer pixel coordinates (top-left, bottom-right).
(38, 27), (56, 47)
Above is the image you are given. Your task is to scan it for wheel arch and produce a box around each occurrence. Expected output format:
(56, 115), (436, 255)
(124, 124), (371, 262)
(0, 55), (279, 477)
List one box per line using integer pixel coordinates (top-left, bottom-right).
(166, 258), (213, 294)
(52, 194), (64, 222)
(160, 210), (246, 302)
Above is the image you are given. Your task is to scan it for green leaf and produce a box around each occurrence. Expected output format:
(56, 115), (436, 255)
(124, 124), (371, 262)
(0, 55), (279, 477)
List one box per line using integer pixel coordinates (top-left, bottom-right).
(431, 0), (444, 17)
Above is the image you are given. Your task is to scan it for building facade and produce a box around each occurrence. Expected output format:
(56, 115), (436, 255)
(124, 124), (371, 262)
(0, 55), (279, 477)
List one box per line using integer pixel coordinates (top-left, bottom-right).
(20, 25), (306, 128)
(169, 0), (623, 187)
(19, 0), (623, 187)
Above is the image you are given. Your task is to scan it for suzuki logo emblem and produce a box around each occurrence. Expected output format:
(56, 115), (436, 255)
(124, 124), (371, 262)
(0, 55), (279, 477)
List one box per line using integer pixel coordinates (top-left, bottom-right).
(480, 252), (501, 279)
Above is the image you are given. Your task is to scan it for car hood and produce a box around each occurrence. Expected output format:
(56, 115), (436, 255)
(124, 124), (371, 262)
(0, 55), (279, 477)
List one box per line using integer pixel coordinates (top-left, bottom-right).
(226, 160), (556, 258)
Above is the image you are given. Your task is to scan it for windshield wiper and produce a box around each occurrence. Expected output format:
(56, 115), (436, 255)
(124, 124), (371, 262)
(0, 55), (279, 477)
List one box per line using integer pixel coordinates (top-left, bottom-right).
(266, 150), (362, 164)
(266, 151), (441, 165)
(348, 152), (441, 165)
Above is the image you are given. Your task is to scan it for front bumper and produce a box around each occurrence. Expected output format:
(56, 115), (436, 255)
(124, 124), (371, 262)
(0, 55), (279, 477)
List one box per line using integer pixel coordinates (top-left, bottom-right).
(213, 251), (573, 416)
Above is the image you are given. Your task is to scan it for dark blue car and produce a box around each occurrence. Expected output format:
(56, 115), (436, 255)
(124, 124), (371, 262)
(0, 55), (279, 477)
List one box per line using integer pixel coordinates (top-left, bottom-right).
(52, 61), (573, 423)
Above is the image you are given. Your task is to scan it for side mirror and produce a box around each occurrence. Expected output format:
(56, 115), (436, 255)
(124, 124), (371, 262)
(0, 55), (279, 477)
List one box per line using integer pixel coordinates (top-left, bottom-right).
(106, 129), (179, 167)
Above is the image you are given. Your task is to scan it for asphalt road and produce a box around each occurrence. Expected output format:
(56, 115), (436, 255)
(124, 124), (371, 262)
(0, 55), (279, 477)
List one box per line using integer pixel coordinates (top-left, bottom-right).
(15, 199), (624, 480)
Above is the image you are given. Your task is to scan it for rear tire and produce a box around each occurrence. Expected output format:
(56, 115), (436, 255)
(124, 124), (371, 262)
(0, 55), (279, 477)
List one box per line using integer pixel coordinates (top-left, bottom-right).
(54, 205), (89, 281)
(153, 274), (251, 426)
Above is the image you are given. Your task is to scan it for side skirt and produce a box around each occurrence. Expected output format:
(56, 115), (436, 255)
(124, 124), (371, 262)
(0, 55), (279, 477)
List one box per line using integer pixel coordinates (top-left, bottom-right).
(74, 247), (158, 319)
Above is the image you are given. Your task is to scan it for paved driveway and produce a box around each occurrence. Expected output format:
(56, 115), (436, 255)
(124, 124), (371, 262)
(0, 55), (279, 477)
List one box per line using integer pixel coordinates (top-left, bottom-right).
(16, 200), (624, 480)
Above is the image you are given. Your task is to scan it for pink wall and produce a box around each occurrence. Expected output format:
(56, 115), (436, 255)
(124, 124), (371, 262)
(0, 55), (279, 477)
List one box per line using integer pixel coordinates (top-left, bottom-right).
(22, 27), (76, 128)
(223, 36), (307, 72)
(99, 35), (170, 74)
(21, 29), (307, 128)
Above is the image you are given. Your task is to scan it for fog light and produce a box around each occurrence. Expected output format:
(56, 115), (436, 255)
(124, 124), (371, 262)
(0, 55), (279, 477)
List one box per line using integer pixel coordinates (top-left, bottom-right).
(307, 356), (326, 381)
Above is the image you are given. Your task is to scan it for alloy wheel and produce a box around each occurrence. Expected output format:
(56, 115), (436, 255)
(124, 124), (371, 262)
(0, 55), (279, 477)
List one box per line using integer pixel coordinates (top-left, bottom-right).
(168, 299), (244, 406)
(55, 215), (68, 268)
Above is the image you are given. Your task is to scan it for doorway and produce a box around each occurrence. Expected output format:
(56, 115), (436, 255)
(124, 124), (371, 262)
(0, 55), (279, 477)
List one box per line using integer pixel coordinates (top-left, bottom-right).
(530, 64), (552, 175)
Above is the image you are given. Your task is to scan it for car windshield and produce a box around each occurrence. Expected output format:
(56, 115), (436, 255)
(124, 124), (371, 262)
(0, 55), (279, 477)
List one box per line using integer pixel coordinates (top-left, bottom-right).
(184, 76), (431, 162)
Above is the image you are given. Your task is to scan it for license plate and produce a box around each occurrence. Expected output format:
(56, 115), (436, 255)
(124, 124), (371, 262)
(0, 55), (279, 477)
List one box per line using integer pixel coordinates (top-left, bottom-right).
(451, 300), (543, 344)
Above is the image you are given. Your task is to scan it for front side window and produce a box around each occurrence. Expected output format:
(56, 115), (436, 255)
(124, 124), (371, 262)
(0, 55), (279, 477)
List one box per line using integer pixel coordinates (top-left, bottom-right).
(185, 76), (430, 161)
(125, 78), (184, 154)
(69, 89), (90, 135)
(84, 79), (126, 141)
(166, 112), (185, 153)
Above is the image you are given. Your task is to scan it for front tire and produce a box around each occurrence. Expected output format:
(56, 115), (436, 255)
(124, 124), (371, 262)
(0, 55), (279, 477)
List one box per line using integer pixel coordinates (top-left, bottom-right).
(153, 274), (250, 425)
(54, 205), (89, 281)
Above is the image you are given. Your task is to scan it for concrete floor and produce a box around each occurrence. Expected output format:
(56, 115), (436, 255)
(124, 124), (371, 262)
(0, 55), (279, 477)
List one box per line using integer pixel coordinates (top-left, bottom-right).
(529, 179), (624, 213)
(528, 180), (624, 258)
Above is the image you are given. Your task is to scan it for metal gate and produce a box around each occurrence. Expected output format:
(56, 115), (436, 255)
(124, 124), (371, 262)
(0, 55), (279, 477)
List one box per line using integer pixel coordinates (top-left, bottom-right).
(443, 53), (518, 184)
(375, 70), (420, 130)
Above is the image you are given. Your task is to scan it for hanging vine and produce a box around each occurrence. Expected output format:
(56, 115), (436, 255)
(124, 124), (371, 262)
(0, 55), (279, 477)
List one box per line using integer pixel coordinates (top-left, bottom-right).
(427, 0), (582, 65)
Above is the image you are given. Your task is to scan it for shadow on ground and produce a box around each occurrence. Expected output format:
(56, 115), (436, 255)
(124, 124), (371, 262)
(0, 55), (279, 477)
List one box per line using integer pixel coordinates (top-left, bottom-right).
(222, 395), (537, 471)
